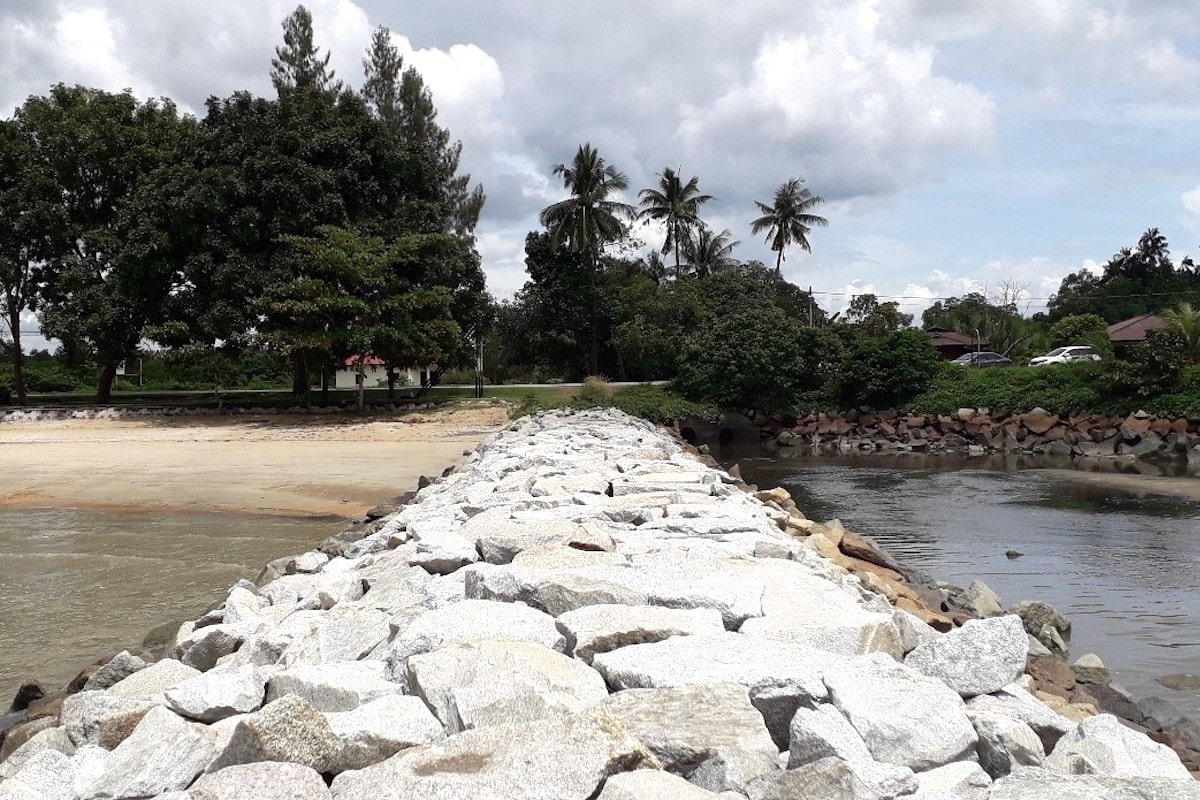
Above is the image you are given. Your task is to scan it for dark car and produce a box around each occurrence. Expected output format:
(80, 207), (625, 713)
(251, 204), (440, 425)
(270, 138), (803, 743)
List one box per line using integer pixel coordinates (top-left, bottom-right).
(951, 351), (1012, 368)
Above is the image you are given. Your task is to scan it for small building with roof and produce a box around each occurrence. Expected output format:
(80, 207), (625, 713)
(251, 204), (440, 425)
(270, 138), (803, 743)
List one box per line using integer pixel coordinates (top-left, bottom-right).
(1107, 314), (1164, 345)
(925, 327), (989, 360)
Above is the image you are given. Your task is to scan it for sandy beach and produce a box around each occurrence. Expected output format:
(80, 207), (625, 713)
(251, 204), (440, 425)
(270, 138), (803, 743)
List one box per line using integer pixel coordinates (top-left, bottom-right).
(1032, 467), (1200, 503)
(0, 403), (510, 518)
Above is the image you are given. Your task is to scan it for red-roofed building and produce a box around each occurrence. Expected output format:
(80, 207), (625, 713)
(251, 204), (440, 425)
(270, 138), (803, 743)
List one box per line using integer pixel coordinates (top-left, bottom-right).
(1107, 314), (1164, 344)
(334, 356), (434, 389)
(925, 327), (989, 360)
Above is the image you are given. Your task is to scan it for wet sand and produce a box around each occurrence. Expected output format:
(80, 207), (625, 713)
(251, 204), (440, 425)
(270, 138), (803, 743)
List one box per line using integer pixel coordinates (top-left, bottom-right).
(0, 404), (510, 518)
(1033, 468), (1200, 503)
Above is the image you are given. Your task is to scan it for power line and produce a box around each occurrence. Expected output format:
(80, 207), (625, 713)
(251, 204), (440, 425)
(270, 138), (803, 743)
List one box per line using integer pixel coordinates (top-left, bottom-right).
(809, 287), (1200, 303)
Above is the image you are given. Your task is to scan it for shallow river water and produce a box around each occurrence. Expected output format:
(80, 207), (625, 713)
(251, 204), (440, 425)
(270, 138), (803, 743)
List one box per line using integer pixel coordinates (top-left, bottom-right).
(0, 508), (342, 704)
(726, 447), (1200, 721)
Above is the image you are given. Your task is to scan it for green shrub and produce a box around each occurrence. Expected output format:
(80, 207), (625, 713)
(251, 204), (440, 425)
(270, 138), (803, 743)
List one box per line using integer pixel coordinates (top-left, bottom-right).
(908, 363), (1105, 416)
(837, 330), (940, 408)
(572, 376), (612, 408)
(611, 384), (718, 424)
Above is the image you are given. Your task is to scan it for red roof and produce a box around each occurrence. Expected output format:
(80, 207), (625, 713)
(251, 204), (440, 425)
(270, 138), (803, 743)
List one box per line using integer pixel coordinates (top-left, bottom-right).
(925, 327), (987, 348)
(1107, 315), (1163, 343)
(343, 355), (385, 367)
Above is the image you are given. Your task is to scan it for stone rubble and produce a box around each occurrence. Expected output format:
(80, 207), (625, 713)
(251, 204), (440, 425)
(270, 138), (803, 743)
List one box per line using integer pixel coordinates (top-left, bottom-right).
(0, 408), (1195, 799)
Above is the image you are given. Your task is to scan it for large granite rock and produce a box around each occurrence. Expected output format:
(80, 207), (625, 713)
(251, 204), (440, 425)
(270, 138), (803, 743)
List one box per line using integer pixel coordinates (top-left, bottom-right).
(188, 761), (332, 800)
(592, 632), (842, 748)
(324, 695), (446, 771)
(904, 615), (1028, 697)
(406, 639), (608, 733)
(968, 709), (1045, 778)
(966, 683), (1075, 754)
(80, 706), (217, 799)
(1044, 713), (1192, 780)
(911, 761), (992, 799)
(164, 664), (270, 723)
(265, 661), (401, 712)
(0, 749), (82, 800)
(278, 602), (392, 667)
(60, 691), (156, 749)
(744, 756), (916, 800)
(82, 651), (149, 692)
(596, 684), (779, 794)
(824, 653), (978, 772)
(208, 694), (342, 774)
(555, 604), (725, 663)
(384, 599), (564, 679)
(328, 706), (658, 800)
(990, 767), (1200, 799)
(107, 659), (200, 702)
(596, 769), (726, 799)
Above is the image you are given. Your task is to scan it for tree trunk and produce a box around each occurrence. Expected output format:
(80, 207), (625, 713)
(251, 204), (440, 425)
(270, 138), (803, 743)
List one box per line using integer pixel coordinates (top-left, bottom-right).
(290, 350), (309, 395)
(7, 306), (26, 404)
(386, 366), (398, 399)
(96, 361), (119, 403)
(588, 249), (600, 377)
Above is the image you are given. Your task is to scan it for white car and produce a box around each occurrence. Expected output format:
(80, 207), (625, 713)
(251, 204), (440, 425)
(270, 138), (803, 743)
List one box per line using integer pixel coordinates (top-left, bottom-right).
(1029, 346), (1102, 366)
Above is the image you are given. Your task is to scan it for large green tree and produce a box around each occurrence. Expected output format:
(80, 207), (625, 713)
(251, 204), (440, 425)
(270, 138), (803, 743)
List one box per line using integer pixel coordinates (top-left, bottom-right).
(750, 178), (827, 277)
(271, 4), (343, 98)
(539, 143), (634, 374)
(18, 85), (194, 400)
(637, 167), (712, 277)
(681, 225), (740, 278)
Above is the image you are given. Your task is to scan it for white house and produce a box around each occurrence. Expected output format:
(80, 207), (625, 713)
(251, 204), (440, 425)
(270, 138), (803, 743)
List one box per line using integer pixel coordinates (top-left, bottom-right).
(334, 356), (435, 390)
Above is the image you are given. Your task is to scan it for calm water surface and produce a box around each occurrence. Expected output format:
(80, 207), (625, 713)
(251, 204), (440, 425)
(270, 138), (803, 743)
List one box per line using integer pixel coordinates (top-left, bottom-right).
(0, 509), (341, 703)
(726, 448), (1200, 720)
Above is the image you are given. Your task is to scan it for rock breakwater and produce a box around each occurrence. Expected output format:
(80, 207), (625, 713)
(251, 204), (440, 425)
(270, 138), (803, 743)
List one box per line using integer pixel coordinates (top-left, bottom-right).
(773, 408), (1200, 466)
(0, 408), (1196, 799)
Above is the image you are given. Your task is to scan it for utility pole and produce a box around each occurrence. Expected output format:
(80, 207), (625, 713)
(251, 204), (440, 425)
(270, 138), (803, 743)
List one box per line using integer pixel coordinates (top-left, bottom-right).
(808, 286), (814, 327)
(474, 334), (484, 399)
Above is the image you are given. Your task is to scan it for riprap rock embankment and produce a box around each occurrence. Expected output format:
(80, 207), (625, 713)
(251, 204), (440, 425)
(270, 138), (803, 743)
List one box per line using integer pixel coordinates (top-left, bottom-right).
(0, 409), (1196, 799)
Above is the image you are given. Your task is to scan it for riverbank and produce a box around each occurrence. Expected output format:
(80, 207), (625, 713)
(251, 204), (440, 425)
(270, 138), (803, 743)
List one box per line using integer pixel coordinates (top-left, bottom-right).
(0, 403), (509, 518)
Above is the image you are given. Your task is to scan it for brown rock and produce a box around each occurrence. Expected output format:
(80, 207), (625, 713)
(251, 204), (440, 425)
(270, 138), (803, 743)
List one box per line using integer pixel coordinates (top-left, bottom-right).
(1120, 414), (1152, 440)
(1149, 418), (1173, 435)
(1022, 409), (1060, 435)
(1171, 417), (1190, 434)
(895, 596), (954, 632)
(1041, 426), (1065, 442)
(839, 531), (904, 573)
(1027, 655), (1076, 699)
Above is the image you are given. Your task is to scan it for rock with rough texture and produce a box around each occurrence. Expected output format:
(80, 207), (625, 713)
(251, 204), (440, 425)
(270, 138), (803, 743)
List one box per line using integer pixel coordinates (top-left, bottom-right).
(596, 684), (779, 794)
(328, 706), (658, 800)
(164, 664), (270, 723)
(324, 695), (446, 771)
(1043, 713), (1191, 780)
(904, 615), (1027, 697)
(409, 528), (478, 574)
(82, 651), (149, 692)
(107, 658), (200, 702)
(788, 704), (872, 768)
(966, 684), (1075, 754)
(555, 604), (725, 663)
(384, 599), (564, 678)
(960, 579), (1004, 618)
(824, 654), (978, 772)
(406, 639), (608, 733)
(0, 727), (75, 781)
(279, 603), (392, 667)
(911, 761), (992, 798)
(593, 632), (843, 748)
(208, 694), (342, 774)
(0, 749), (79, 800)
(60, 691), (156, 749)
(266, 661), (401, 712)
(188, 761), (332, 800)
(597, 769), (725, 799)
(745, 756), (917, 800)
(81, 706), (217, 799)
(1009, 601), (1070, 645)
(174, 622), (258, 672)
(990, 767), (1200, 799)
(968, 709), (1045, 778)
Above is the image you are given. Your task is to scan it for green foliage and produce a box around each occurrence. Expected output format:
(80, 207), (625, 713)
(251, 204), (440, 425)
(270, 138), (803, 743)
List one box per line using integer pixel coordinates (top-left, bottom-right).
(749, 178), (827, 274)
(573, 376), (612, 408)
(837, 330), (939, 408)
(909, 362), (1105, 416)
(1046, 313), (1112, 357)
(674, 306), (826, 416)
(841, 293), (913, 337)
(609, 384), (718, 424)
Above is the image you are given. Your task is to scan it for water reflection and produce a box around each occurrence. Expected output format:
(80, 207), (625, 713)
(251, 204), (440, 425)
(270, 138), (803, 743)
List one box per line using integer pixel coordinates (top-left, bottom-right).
(720, 444), (1200, 720)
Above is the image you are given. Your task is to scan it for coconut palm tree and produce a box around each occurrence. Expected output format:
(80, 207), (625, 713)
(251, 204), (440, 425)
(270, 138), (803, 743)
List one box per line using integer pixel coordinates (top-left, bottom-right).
(538, 143), (633, 374)
(637, 167), (713, 278)
(1161, 301), (1200, 361)
(750, 178), (827, 277)
(539, 143), (633, 273)
(683, 225), (740, 278)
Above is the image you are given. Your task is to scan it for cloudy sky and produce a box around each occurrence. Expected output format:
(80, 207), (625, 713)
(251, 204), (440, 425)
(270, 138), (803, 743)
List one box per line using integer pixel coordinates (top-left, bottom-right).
(5, 0), (1200, 328)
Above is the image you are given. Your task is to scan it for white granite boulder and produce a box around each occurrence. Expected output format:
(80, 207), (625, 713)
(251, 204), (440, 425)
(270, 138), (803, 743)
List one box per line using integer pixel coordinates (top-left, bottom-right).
(555, 604), (725, 663)
(164, 664), (270, 723)
(596, 683), (779, 794)
(1043, 713), (1192, 780)
(965, 683), (1075, 754)
(406, 639), (608, 733)
(745, 755), (917, 800)
(787, 704), (872, 768)
(596, 769), (726, 799)
(384, 599), (564, 678)
(188, 761), (331, 800)
(409, 528), (478, 574)
(324, 695), (446, 771)
(911, 761), (992, 799)
(990, 767), (1200, 799)
(265, 660), (401, 712)
(593, 632), (842, 748)
(107, 658), (200, 702)
(904, 615), (1027, 697)
(80, 706), (217, 799)
(174, 622), (259, 671)
(61, 691), (157, 749)
(0, 749), (80, 800)
(824, 653), (978, 772)
(328, 705), (658, 800)
(278, 602), (392, 667)
(968, 709), (1045, 778)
